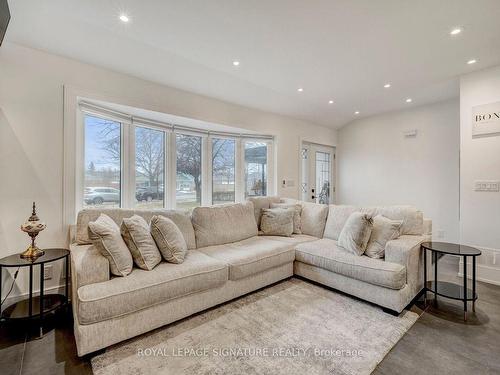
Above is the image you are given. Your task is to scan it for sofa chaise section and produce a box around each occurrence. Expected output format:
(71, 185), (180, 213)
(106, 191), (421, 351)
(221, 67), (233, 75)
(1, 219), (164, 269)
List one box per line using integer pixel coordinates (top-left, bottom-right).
(77, 250), (228, 324)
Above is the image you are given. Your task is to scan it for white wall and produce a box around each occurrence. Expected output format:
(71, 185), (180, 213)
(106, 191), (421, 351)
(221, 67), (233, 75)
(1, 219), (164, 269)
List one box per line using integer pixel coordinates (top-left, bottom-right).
(0, 43), (336, 299)
(337, 99), (460, 243)
(460, 65), (500, 285)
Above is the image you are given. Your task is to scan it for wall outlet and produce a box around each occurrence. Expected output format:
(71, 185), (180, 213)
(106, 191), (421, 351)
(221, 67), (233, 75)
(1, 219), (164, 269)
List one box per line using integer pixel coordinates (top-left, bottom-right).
(44, 265), (53, 280)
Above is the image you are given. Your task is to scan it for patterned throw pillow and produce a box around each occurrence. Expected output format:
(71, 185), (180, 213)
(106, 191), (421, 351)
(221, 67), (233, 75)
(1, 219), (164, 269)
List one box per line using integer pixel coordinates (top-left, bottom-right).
(260, 208), (294, 237)
(88, 214), (133, 277)
(338, 212), (374, 256)
(270, 203), (302, 234)
(365, 215), (402, 258)
(150, 215), (188, 264)
(121, 215), (162, 270)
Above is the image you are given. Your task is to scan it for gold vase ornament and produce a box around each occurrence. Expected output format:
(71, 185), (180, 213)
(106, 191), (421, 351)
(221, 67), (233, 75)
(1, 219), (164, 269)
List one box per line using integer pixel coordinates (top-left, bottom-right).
(20, 202), (46, 260)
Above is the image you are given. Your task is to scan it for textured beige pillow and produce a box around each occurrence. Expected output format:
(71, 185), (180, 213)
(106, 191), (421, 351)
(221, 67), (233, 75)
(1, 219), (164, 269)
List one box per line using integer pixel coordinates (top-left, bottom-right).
(270, 203), (302, 234)
(121, 215), (162, 270)
(365, 215), (402, 259)
(150, 215), (187, 264)
(260, 208), (294, 237)
(338, 212), (373, 256)
(88, 214), (133, 277)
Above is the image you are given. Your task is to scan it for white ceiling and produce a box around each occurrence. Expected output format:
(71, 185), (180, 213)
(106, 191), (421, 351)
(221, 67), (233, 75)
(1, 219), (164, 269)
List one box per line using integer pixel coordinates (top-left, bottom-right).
(5, 0), (500, 128)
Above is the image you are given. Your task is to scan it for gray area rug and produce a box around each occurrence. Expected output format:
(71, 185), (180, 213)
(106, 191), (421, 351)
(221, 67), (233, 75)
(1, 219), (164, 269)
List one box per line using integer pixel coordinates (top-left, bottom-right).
(91, 278), (418, 375)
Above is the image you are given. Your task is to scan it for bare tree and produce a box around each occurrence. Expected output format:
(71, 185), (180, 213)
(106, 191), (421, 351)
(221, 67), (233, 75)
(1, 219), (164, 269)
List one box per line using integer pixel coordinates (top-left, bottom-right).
(100, 124), (164, 192)
(176, 134), (202, 201)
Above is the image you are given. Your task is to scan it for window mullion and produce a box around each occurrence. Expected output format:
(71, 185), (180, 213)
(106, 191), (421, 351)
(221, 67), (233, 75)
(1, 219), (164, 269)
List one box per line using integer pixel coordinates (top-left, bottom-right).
(205, 137), (213, 206)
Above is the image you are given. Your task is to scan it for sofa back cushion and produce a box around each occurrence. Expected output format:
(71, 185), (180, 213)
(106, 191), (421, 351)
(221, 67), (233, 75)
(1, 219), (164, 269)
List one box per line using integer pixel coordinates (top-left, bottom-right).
(361, 206), (423, 235)
(246, 196), (281, 228)
(300, 202), (329, 238)
(192, 202), (258, 248)
(323, 205), (359, 240)
(76, 209), (196, 249)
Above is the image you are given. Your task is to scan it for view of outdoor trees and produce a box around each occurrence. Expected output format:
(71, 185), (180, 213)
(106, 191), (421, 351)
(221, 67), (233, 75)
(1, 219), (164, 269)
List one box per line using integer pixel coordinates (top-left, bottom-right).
(84, 115), (121, 208)
(84, 114), (270, 209)
(135, 126), (164, 209)
(212, 138), (235, 204)
(176, 134), (202, 209)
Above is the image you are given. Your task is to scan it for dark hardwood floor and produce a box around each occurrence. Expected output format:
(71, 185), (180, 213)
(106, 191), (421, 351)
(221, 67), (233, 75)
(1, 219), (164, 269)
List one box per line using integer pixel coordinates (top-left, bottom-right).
(1, 276), (499, 375)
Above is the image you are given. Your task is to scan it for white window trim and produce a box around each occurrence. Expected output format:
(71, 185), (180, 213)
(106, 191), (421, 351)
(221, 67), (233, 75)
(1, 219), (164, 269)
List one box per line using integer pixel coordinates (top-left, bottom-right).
(69, 99), (275, 220)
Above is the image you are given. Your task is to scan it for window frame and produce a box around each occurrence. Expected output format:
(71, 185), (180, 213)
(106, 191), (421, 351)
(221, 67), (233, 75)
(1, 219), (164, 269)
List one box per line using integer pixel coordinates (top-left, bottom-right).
(75, 103), (275, 214)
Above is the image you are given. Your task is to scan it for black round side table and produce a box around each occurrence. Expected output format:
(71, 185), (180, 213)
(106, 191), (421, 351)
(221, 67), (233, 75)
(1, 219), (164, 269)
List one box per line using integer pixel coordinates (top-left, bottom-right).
(421, 241), (481, 321)
(0, 248), (70, 335)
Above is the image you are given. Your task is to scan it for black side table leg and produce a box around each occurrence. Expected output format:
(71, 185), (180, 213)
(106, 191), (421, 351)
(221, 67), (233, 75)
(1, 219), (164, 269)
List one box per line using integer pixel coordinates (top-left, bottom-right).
(39, 265), (44, 337)
(29, 265), (33, 317)
(434, 252), (438, 306)
(423, 248), (427, 305)
(463, 255), (468, 321)
(473, 256), (476, 312)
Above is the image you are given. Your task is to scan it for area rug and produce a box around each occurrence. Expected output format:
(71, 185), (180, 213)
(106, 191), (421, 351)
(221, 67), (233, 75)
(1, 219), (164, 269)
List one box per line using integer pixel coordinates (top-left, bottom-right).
(91, 278), (418, 375)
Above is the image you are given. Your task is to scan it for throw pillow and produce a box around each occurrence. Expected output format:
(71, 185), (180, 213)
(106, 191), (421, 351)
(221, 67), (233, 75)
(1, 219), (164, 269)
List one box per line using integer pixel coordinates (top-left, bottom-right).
(270, 203), (302, 234)
(88, 214), (133, 277)
(338, 212), (373, 256)
(150, 215), (188, 264)
(260, 208), (294, 237)
(365, 215), (402, 258)
(121, 215), (162, 270)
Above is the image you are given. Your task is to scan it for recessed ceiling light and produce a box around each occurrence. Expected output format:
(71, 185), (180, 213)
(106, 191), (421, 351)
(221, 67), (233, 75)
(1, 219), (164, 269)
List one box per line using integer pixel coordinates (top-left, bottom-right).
(467, 59), (477, 65)
(450, 28), (461, 35)
(119, 14), (130, 23)
(354, 111), (360, 115)
(384, 83), (391, 88)
(297, 88), (304, 92)
(232, 61), (240, 66)
(406, 98), (413, 103)
(328, 100), (334, 104)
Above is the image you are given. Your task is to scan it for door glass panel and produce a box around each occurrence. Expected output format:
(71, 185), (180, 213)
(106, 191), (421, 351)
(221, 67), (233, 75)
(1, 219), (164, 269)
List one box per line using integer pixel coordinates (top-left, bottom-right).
(315, 151), (331, 204)
(244, 141), (267, 198)
(212, 138), (235, 204)
(135, 126), (165, 209)
(84, 115), (121, 208)
(176, 134), (202, 210)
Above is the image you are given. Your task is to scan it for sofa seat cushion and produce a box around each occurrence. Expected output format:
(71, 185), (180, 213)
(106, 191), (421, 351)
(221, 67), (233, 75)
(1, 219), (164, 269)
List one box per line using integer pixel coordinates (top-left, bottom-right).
(261, 234), (319, 245)
(77, 250), (228, 324)
(198, 237), (295, 281)
(295, 239), (406, 289)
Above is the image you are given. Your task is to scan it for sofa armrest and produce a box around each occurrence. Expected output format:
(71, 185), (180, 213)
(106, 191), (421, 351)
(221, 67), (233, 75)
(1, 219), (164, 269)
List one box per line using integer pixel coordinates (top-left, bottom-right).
(385, 234), (430, 294)
(70, 243), (110, 289)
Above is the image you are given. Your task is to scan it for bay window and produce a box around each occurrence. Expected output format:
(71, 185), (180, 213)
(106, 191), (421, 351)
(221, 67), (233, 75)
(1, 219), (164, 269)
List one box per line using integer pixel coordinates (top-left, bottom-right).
(78, 101), (274, 212)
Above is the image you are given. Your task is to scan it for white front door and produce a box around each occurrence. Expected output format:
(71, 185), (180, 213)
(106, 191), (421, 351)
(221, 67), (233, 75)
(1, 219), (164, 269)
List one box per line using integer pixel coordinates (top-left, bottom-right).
(301, 143), (335, 204)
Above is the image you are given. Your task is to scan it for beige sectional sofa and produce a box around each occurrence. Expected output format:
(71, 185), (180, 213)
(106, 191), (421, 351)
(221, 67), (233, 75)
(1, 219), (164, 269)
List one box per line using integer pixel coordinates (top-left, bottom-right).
(70, 198), (431, 356)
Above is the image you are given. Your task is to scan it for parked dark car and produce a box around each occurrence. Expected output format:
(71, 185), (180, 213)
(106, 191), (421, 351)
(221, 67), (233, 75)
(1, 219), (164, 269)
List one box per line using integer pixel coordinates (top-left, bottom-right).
(135, 187), (163, 202)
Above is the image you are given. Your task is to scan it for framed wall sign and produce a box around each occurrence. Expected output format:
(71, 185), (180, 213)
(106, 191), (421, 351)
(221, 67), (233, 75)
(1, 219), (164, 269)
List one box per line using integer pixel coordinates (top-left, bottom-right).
(472, 101), (500, 137)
